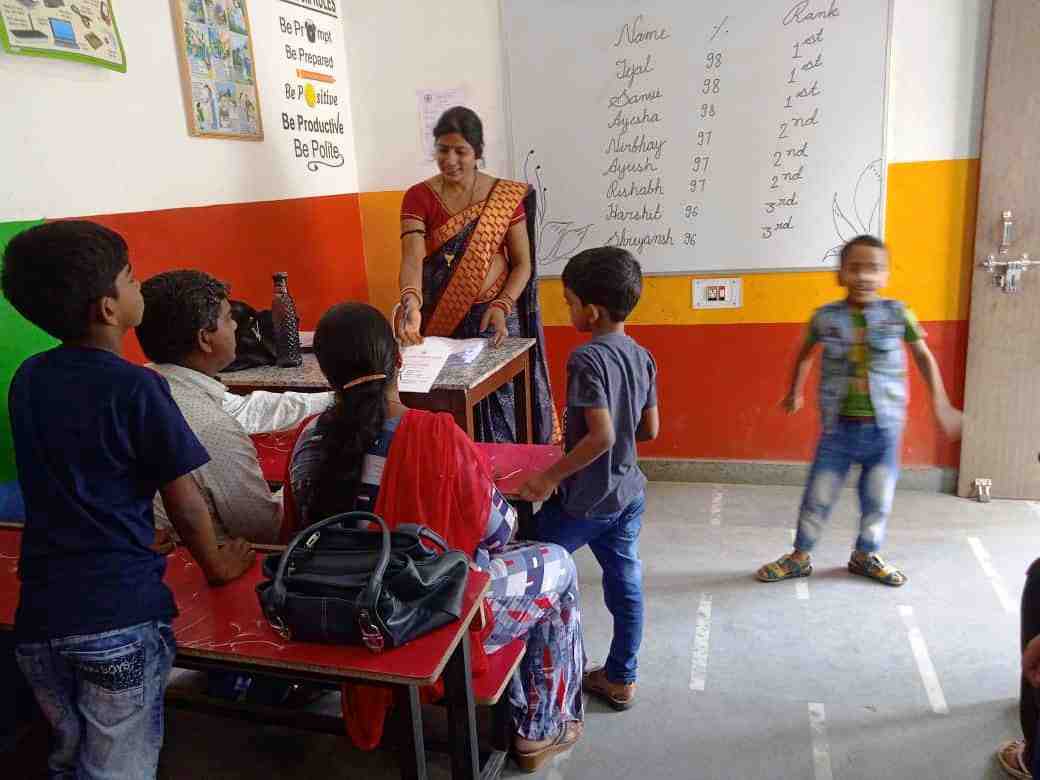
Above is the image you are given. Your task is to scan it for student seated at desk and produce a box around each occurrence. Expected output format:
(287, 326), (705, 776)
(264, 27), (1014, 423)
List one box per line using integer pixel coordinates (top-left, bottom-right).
(137, 270), (334, 544)
(2, 222), (253, 779)
(289, 303), (584, 772)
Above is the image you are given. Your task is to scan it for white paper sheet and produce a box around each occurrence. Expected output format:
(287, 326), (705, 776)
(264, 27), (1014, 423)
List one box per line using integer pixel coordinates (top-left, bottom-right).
(416, 87), (468, 160)
(398, 339), (454, 393)
(423, 336), (486, 366)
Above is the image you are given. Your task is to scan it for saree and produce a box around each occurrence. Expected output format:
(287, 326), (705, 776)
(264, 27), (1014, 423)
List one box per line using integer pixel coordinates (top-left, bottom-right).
(337, 410), (495, 749)
(401, 178), (559, 444)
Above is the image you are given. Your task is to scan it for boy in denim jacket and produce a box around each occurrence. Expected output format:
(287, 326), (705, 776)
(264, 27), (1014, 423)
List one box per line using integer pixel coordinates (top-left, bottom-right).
(757, 235), (962, 587)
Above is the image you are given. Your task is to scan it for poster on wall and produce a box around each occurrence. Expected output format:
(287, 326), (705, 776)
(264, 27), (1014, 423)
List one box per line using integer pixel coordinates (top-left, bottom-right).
(0, 0), (127, 72)
(274, 0), (350, 173)
(171, 0), (263, 140)
(417, 87), (468, 160)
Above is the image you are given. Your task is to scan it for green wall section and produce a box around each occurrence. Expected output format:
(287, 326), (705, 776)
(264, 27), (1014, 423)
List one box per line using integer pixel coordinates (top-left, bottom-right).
(1, 219), (55, 483)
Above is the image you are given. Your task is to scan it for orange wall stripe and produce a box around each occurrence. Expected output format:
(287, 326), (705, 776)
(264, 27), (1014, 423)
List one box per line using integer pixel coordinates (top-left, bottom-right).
(544, 322), (967, 468)
(79, 194), (369, 363)
(357, 159), (980, 328)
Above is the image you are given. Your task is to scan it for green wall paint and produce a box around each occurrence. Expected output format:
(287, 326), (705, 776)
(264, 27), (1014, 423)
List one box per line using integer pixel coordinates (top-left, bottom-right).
(1, 219), (55, 483)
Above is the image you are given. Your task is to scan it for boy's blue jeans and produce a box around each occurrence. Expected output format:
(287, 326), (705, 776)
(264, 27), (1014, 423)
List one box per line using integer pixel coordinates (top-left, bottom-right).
(534, 492), (645, 685)
(15, 620), (175, 779)
(794, 419), (902, 555)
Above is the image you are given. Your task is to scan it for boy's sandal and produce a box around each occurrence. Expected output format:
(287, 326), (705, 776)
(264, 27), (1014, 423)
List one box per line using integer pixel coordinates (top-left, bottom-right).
(756, 553), (813, 583)
(848, 553), (907, 587)
(997, 739), (1032, 779)
(513, 722), (583, 773)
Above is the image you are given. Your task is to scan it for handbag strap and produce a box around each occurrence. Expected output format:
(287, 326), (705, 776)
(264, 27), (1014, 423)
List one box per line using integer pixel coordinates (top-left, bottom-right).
(395, 523), (452, 553)
(270, 511), (391, 613)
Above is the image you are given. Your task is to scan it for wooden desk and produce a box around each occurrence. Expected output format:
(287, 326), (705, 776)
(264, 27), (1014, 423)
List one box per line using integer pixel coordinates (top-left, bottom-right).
(0, 526), (495, 780)
(221, 338), (536, 444)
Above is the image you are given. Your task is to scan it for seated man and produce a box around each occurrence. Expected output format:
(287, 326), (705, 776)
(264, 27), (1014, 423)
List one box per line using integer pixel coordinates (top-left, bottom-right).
(138, 270), (333, 543)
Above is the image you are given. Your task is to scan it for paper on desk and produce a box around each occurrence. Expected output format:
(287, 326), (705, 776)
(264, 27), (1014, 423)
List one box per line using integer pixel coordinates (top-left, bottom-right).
(424, 337), (486, 366)
(398, 339), (454, 393)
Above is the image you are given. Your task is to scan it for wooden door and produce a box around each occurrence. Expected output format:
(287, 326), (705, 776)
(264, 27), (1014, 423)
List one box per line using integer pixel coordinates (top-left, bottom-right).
(958, 0), (1040, 498)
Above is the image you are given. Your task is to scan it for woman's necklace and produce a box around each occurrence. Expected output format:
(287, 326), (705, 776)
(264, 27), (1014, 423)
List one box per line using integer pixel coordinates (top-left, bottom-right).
(439, 173), (478, 268)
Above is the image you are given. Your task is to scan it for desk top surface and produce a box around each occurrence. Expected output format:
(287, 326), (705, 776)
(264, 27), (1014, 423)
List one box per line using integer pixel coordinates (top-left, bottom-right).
(0, 526), (489, 685)
(220, 338), (535, 393)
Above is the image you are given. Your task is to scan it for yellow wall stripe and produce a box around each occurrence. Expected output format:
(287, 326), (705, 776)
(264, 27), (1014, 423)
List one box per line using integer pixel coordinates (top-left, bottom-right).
(362, 159), (979, 327)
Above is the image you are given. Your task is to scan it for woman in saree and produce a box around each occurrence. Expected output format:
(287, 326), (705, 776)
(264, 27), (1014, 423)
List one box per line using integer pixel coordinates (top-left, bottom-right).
(397, 106), (557, 444)
(289, 303), (584, 771)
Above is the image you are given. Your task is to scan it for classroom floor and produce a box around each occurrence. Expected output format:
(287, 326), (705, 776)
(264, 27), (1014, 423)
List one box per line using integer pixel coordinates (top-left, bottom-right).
(159, 481), (1032, 780)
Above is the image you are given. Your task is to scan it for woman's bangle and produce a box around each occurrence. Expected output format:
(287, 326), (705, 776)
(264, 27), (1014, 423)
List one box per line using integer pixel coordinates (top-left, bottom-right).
(489, 298), (513, 316)
(400, 229), (426, 239)
(400, 286), (423, 309)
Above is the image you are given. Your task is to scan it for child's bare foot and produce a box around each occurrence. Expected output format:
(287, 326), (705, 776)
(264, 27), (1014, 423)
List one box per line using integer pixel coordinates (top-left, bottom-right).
(756, 550), (812, 582)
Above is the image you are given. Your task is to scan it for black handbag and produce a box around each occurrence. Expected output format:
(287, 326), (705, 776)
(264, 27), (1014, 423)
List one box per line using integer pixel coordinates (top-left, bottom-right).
(223, 300), (277, 372)
(257, 512), (470, 653)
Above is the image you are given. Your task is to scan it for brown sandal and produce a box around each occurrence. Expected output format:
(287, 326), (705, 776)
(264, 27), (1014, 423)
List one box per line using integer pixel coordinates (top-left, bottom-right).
(513, 722), (583, 773)
(997, 739), (1032, 779)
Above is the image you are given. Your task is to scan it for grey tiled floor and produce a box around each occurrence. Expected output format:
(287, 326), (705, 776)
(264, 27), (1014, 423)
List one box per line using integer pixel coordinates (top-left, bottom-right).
(159, 483), (1030, 779)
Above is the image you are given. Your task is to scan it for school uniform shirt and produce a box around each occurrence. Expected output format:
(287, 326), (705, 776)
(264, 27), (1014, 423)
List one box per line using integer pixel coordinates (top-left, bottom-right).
(559, 332), (657, 518)
(11, 346), (209, 640)
(150, 363), (334, 544)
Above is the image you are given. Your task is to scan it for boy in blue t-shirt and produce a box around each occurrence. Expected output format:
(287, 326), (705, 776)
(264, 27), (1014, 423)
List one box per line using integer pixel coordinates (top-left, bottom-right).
(3, 221), (254, 778)
(521, 247), (659, 712)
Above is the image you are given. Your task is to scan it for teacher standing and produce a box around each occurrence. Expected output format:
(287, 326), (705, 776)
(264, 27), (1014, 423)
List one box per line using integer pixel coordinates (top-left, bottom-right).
(397, 106), (558, 444)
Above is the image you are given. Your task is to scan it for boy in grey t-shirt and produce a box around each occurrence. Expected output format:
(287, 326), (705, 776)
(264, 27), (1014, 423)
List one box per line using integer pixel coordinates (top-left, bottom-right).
(521, 247), (659, 712)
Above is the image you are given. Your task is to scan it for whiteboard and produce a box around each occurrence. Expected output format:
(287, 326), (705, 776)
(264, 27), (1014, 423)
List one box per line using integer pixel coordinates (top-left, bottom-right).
(501, 0), (892, 275)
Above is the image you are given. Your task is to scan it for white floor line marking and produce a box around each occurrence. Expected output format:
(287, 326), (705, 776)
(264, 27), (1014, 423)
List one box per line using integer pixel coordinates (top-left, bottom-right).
(710, 486), (723, 526)
(689, 593), (712, 692)
(898, 605), (949, 715)
(967, 536), (1016, 614)
(808, 702), (834, 780)
(788, 528), (797, 543)
(795, 580), (810, 600)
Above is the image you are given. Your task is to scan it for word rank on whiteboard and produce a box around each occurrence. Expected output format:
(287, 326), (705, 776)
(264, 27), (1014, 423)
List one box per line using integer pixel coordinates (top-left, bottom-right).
(503, 0), (890, 276)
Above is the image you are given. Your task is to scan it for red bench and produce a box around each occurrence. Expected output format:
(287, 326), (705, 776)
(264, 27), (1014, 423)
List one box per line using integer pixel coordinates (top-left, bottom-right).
(0, 525), (518, 779)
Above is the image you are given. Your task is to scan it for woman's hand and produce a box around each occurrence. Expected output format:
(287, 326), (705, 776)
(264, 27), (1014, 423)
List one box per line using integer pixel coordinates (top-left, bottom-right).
(480, 306), (508, 348)
(398, 300), (424, 346)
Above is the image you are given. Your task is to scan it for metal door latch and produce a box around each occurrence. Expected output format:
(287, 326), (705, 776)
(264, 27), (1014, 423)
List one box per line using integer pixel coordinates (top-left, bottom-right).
(980, 210), (1037, 293)
(972, 478), (992, 503)
(982, 253), (1036, 293)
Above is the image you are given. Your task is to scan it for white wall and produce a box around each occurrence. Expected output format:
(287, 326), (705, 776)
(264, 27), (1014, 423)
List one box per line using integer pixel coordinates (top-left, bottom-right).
(343, 0), (508, 192)
(344, 0), (992, 193)
(0, 1), (359, 221)
(887, 0), (991, 162)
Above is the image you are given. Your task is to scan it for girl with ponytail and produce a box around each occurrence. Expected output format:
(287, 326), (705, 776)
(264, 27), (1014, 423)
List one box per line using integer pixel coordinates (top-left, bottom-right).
(289, 303), (584, 771)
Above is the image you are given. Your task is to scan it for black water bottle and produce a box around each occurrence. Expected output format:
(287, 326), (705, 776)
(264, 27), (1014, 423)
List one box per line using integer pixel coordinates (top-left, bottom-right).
(271, 272), (303, 368)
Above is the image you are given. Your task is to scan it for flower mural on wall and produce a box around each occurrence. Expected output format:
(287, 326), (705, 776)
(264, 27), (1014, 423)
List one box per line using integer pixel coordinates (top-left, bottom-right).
(822, 159), (884, 263)
(522, 150), (594, 268)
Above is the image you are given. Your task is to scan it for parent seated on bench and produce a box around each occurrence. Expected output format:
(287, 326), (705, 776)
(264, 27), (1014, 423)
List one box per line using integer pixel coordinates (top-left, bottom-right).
(138, 270), (333, 544)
